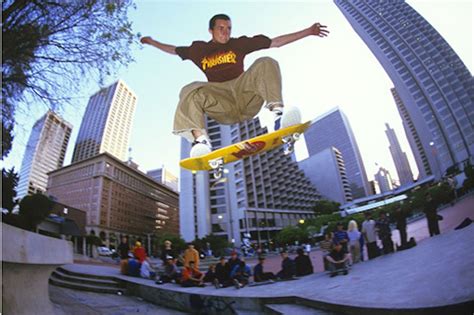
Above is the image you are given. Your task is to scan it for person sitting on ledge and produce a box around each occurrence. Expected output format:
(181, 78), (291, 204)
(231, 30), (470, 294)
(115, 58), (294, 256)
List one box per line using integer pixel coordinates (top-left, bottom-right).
(127, 256), (141, 277)
(156, 255), (180, 284)
(181, 261), (205, 287)
(214, 256), (232, 288)
(203, 264), (217, 283)
(231, 259), (252, 289)
(294, 247), (314, 277)
(276, 250), (296, 280)
(253, 255), (276, 282)
(140, 256), (156, 280)
(325, 242), (349, 277)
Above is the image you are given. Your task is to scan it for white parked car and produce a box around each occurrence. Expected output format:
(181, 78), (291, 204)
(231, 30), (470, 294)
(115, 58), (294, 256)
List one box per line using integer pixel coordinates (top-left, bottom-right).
(97, 246), (113, 256)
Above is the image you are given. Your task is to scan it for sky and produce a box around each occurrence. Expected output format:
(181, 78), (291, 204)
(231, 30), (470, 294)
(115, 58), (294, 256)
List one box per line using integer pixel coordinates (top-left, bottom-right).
(3, 0), (473, 188)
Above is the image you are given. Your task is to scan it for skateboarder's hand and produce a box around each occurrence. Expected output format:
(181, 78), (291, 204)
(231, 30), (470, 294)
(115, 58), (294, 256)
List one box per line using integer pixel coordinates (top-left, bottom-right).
(140, 36), (153, 45)
(309, 23), (329, 37)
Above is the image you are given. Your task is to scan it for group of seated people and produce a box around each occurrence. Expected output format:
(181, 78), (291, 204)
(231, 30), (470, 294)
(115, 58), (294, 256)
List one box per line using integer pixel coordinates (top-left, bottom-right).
(152, 249), (315, 289)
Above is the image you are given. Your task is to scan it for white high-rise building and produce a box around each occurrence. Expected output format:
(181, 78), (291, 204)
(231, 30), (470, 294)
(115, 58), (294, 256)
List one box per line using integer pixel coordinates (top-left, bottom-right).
(17, 110), (72, 199)
(335, 0), (474, 179)
(147, 167), (179, 192)
(72, 80), (137, 163)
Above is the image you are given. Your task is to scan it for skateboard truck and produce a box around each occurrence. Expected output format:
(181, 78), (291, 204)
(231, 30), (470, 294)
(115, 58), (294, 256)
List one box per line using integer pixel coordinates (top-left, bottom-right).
(208, 157), (224, 179)
(282, 132), (300, 155)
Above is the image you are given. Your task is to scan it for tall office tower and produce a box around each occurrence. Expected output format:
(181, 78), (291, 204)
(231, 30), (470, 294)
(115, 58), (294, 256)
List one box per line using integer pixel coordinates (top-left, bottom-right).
(72, 80), (137, 163)
(299, 147), (353, 205)
(335, 0), (474, 179)
(374, 166), (393, 193)
(304, 107), (371, 199)
(385, 122), (414, 185)
(147, 167), (179, 192)
(391, 88), (431, 178)
(17, 110), (72, 199)
(180, 117), (320, 245)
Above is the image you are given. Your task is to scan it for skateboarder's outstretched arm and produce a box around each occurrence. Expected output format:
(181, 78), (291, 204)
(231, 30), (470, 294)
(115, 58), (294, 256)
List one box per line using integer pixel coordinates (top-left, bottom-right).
(270, 22), (329, 48)
(140, 36), (177, 55)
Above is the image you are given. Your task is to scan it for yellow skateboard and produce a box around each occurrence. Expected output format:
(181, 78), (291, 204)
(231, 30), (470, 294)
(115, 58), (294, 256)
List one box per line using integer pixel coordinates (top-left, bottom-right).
(180, 121), (311, 179)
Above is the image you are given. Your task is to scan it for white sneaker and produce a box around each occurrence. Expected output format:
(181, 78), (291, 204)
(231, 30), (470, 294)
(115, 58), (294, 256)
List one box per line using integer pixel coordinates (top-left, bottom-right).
(279, 106), (302, 130)
(190, 138), (212, 158)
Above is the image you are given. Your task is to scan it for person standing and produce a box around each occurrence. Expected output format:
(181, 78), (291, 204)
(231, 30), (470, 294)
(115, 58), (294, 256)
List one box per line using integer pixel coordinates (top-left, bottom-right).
(117, 236), (130, 275)
(183, 243), (200, 269)
(160, 240), (175, 264)
(393, 206), (409, 249)
(362, 212), (379, 260)
(347, 220), (361, 264)
(376, 212), (394, 254)
(423, 192), (440, 237)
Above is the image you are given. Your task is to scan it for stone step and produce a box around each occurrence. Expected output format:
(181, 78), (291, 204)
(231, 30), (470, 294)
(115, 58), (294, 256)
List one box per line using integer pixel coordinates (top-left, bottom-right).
(264, 303), (338, 315)
(49, 277), (124, 295)
(57, 266), (118, 281)
(52, 269), (120, 288)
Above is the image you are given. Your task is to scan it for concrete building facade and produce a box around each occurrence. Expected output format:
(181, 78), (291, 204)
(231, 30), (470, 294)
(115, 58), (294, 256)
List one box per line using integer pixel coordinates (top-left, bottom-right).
(180, 117), (319, 246)
(374, 166), (394, 193)
(17, 110), (72, 199)
(336, 0), (474, 179)
(72, 80), (137, 163)
(299, 147), (353, 204)
(47, 153), (179, 252)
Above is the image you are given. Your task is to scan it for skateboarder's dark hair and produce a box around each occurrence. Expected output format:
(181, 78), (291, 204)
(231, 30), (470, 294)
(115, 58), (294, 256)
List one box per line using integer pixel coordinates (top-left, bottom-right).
(209, 14), (231, 30)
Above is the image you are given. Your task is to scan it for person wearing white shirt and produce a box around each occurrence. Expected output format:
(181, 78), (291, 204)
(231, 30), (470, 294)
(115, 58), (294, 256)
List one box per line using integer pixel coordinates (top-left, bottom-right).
(362, 212), (379, 260)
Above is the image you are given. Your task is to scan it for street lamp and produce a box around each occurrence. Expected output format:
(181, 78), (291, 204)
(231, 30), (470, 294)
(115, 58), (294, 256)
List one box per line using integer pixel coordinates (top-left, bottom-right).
(429, 141), (442, 179)
(299, 219), (305, 225)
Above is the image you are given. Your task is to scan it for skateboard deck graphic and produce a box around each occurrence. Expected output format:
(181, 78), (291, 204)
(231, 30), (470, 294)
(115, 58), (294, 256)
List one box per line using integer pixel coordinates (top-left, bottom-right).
(180, 121), (311, 177)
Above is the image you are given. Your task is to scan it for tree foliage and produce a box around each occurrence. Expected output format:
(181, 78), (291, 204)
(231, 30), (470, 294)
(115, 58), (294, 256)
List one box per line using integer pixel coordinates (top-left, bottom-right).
(2, 167), (19, 212)
(193, 234), (231, 257)
(2, 0), (140, 157)
(19, 193), (54, 231)
(313, 199), (340, 215)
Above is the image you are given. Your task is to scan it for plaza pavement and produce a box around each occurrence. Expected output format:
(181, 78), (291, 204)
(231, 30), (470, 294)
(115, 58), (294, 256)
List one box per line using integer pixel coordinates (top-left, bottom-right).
(53, 194), (474, 314)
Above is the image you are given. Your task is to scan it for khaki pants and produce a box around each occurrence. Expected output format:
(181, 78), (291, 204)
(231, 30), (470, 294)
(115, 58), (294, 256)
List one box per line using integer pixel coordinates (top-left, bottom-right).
(173, 57), (283, 142)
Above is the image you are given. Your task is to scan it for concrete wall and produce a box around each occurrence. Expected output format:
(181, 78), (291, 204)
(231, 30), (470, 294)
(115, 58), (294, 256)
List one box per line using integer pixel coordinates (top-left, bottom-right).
(2, 223), (73, 315)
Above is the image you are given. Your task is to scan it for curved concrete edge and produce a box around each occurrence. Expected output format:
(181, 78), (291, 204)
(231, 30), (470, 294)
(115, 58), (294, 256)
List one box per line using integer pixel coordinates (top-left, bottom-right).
(2, 223), (73, 315)
(115, 279), (474, 315)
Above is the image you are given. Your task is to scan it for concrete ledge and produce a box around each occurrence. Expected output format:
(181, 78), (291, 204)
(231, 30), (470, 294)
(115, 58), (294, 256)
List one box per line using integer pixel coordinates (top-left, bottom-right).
(2, 223), (73, 315)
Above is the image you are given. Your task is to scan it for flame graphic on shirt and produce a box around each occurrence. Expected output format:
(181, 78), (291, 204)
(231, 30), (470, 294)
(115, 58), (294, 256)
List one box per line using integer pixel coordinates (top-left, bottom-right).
(201, 51), (237, 70)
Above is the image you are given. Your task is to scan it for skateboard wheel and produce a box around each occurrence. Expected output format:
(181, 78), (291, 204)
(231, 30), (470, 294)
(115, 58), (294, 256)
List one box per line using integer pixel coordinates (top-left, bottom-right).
(213, 171), (222, 179)
(282, 136), (292, 144)
(284, 145), (294, 155)
(209, 160), (220, 169)
(293, 133), (300, 141)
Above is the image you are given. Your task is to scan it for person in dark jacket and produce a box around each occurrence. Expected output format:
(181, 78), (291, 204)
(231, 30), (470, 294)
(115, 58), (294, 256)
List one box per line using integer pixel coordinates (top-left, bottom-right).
(423, 192), (440, 237)
(294, 248), (313, 276)
(276, 250), (295, 280)
(214, 256), (232, 288)
(253, 256), (275, 282)
(393, 206), (409, 249)
(117, 236), (130, 275)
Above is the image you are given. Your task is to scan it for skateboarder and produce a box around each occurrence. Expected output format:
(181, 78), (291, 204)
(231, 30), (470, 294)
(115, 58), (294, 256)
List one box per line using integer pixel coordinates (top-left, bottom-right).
(141, 14), (329, 157)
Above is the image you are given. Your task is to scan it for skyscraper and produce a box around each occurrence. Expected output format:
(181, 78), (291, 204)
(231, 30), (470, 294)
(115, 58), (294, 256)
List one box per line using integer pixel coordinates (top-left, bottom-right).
(385, 122), (414, 185)
(147, 167), (179, 192)
(304, 107), (371, 199)
(17, 110), (72, 199)
(299, 147), (353, 204)
(180, 117), (319, 245)
(72, 80), (137, 163)
(335, 0), (474, 179)
(374, 166), (394, 193)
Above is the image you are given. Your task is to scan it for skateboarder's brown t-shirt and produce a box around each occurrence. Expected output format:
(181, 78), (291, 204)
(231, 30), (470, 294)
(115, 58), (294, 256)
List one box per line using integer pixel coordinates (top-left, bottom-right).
(175, 35), (271, 82)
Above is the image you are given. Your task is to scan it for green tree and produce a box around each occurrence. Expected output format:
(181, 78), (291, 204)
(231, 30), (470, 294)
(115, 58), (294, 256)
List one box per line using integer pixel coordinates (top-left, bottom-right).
(18, 193), (54, 231)
(462, 162), (474, 192)
(194, 234), (231, 257)
(313, 199), (340, 215)
(153, 233), (187, 256)
(2, 0), (140, 155)
(275, 225), (308, 246)
(2, 167), (19, 213)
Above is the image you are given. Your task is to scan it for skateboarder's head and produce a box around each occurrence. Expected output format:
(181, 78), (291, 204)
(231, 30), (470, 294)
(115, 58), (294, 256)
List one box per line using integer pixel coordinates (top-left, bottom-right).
(209, 14), (231, 44)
